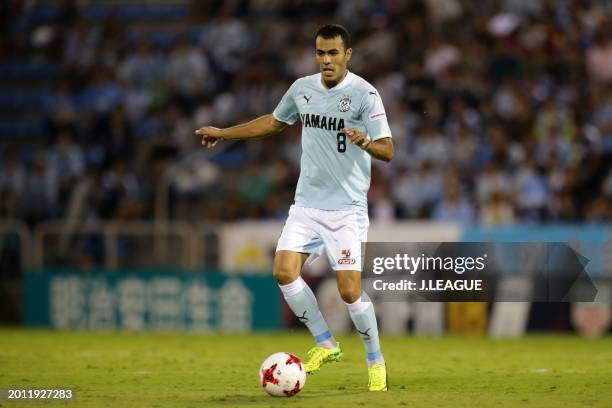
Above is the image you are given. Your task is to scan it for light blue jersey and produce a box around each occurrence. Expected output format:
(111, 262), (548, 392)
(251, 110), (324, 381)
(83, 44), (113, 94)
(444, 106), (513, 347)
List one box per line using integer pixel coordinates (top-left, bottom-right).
(273, 71), (392, 212)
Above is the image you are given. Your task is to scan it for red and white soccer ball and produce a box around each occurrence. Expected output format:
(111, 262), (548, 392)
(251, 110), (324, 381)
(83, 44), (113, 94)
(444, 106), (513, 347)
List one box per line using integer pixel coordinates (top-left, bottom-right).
(259, 352), (306, 397)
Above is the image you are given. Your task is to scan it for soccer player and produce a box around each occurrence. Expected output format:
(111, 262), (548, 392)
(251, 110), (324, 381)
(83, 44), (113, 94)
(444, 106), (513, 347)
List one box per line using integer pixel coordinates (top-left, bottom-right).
(196, 24), (393, 391)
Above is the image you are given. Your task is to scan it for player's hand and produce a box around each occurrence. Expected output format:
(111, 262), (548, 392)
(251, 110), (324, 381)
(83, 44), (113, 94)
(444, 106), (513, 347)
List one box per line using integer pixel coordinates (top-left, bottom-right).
(195, 126), (224, 149)
(344, 128), (371, 150)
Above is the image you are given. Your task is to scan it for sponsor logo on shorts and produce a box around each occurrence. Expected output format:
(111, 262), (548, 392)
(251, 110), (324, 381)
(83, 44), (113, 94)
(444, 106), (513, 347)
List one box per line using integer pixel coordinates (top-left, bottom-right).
(338, 249), (356, 265)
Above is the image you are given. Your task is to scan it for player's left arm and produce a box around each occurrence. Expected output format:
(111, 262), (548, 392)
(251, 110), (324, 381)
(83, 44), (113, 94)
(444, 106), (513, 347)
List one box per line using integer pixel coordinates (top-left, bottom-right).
(347, 89), (394, 162)
(344, 129), (394, 162)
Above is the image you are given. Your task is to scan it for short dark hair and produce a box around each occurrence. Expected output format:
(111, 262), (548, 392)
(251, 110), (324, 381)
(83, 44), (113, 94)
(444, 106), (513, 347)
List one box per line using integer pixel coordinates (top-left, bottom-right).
(315, 24), (351, 50)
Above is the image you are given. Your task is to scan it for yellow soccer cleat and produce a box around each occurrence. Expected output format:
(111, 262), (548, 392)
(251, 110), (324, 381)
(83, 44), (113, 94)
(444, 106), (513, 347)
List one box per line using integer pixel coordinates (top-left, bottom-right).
(368, 364), (388, 391)
(303, 343), (343, 374)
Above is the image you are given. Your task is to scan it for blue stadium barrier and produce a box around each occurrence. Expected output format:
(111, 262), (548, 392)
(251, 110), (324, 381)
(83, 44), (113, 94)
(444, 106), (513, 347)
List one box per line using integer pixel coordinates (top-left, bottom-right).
(462, 225), (612, 243)
(24, 268), (281, 331)
(462, 225), (612, 278)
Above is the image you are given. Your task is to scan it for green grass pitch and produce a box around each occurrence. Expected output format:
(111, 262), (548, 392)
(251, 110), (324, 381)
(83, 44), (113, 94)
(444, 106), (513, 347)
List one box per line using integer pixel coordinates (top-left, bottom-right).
(0, 329), (611, 407)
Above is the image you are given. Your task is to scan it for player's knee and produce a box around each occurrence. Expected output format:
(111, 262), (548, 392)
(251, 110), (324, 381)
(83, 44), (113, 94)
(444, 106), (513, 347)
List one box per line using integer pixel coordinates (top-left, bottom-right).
(338, 283), (360, 303)
(273, 264), (298, 285)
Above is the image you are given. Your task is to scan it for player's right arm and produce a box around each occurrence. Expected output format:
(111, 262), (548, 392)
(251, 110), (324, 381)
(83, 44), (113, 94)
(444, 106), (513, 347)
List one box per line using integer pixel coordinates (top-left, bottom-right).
(195, 114), (287, 149)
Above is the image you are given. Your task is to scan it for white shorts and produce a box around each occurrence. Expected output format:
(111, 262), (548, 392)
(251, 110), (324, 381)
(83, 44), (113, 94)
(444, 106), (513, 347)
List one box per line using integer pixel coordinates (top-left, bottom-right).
(276, 205), (369, 271)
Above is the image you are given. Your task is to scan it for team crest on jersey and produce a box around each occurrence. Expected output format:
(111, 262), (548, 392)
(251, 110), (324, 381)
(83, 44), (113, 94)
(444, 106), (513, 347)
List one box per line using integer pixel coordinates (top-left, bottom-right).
(338, 95), (352, 112)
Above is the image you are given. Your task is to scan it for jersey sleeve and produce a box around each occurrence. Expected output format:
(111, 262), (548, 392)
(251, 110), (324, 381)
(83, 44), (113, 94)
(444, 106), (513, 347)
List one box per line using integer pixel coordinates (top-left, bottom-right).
(272, 80), (300, 125)
(361, 90), (392, 141)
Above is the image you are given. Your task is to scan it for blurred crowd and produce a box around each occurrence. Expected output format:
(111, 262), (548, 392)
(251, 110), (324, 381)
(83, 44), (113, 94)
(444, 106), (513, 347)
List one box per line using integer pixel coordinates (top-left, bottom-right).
(1, 0), (612, 227)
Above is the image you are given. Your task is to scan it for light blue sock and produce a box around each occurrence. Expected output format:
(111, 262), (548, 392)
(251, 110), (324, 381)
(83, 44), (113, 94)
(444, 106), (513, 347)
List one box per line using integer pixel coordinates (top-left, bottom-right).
(279, 276), (337, 349)
(346, 292), (384, 367)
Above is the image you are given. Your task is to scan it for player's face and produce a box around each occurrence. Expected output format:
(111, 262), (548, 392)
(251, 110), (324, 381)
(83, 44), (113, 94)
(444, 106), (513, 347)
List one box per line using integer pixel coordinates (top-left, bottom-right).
(315, 36), (352, 86)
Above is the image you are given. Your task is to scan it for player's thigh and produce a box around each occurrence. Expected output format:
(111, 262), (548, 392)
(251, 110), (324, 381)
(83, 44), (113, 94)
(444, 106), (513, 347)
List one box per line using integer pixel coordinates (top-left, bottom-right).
(273, 250), (310, 284)
(320, 210), (369, 272)
(336, 270), (362, 303)
(320, 210), (368, 303)
(275, 206), (324, 284)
